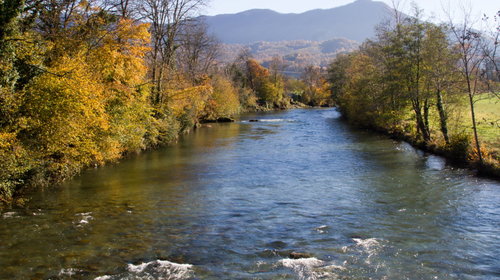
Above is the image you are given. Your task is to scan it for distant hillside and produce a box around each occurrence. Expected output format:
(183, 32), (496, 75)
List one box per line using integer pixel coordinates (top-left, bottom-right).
(203, 0), (392, 44)
(219, 38), (360, 71)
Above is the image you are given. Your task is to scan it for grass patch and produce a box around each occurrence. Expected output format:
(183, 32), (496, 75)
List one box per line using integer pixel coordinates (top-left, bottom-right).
(474, 94), (500, 152)
(456, 93), (500, 156)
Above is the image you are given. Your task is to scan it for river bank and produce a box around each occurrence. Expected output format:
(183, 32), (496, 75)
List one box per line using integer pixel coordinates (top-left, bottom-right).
(4, 103), (498, 208)
(345, 118), (500, 180)
(1, 108), (499, 279)
(0, 101), (309, 208)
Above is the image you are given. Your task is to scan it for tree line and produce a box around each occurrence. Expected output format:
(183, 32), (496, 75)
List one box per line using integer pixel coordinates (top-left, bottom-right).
(328, 7), (499, 173)
(1, 0), (326, 203)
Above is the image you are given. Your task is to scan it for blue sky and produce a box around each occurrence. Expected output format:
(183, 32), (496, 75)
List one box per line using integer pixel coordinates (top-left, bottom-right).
(202, 0), (498, 26)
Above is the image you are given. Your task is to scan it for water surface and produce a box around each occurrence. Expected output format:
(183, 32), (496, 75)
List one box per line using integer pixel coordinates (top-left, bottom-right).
(1, 109), (499, 279)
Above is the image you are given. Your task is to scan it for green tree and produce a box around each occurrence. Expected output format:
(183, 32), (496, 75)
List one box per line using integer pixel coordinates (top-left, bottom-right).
(421, 24), (458, 144)
(450, 13), (487, 164)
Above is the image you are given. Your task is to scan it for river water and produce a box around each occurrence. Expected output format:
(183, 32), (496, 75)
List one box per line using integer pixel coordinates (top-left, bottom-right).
(1, 109), (499, 279)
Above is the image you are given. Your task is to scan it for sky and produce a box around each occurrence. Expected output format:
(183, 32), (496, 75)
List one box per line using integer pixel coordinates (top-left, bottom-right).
(202, 0), (498, 26)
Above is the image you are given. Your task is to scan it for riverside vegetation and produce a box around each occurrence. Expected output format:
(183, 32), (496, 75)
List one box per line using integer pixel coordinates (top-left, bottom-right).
(1, 1), (498, 205)
(328, 8), (500, 177)
(0, 0), (335, 204)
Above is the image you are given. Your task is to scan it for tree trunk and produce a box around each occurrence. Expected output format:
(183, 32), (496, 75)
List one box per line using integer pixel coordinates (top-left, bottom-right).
(468, 92), (483, 164)
(464, 69), (483, 165)
(156, 65), (164, 104)
(423, 98), (430, 139)
(435, 89), (449, 144)
(412, 99), (430, 142)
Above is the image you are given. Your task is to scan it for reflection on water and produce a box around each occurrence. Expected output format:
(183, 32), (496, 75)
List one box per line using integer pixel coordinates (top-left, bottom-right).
(0, 108), (499, 279)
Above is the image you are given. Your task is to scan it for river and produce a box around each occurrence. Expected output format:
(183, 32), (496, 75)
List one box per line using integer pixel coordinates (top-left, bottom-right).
(1, 108), (499, 279)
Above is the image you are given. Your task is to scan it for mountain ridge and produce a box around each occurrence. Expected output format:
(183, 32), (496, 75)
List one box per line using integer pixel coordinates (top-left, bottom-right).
(202, 0), (392, 44)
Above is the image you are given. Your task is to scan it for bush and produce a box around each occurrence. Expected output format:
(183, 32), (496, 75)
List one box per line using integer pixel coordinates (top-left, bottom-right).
(0, 133), (31, 202)
(446, 132), (471, 161)
(238, 87), (259, 111)
(203, 76), (240, 120)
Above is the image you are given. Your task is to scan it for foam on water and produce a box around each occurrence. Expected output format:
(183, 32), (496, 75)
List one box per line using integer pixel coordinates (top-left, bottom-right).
(279, 258), (325, 280)
(425, 155), (446, 171)
(94, 260), (194, 280)
(352, 238), (384, 265)
(127, 260), (194, 279)
(243, 119), (292, 123)
(321, 109), (341, 119)
(32, 209), (44, 216)
(59, 268), (82, 276)
(278, 257), (347, 280)
(314, 225), (328, 233)
(259, 119), (289, 122)
(94, 276), (112, 280)
(127, 262), (149, 273)
(2, 211), (17, 218)
(353, 238), (380, 249)
(74, 212), (93, 226)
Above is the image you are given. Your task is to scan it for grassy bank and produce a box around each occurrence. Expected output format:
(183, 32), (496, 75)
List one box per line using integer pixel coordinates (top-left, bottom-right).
(338, 93), (500, 179)
(327, 12), (499, 179)
(458, 94), (499, 156)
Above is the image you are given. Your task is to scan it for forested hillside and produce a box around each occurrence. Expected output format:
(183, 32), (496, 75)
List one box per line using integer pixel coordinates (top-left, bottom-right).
(219, 39), (359, 73)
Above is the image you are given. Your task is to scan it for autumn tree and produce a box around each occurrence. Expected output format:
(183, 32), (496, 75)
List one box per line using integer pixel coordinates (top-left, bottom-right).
(328, 53), (351, 106)
(203, 75), (240, 121)
(0, 0), (24, 127)
(245, 59), (286, 107)
(0, 0), (160, 201)
(299, 66), (331, 106)
(0, 0), (34, 201)
(140, 0), (206, 104)
(268, 56), (286, 84)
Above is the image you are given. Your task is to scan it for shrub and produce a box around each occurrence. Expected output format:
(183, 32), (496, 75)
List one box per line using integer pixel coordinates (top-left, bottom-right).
(446, 132), (471, 161)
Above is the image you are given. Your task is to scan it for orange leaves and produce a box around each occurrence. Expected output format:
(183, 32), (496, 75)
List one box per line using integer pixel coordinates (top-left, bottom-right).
(246, 59), (270, 91)
(246, 59), (270, 80)
(243, 59), (286, 106)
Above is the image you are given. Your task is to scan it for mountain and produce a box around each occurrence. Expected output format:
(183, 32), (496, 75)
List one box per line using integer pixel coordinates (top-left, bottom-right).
(202, 0), (392, 44)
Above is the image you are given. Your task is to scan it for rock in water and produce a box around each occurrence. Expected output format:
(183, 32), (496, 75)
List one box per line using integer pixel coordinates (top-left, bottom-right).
(289, 252), (313, 259)
(216, 117), (235, 123)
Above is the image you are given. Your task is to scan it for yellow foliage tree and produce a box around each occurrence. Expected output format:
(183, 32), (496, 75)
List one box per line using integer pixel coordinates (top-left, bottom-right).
(22, 53), (109, 177)
(204, 75), (240, 120)
(0, 133), (30, 201)
(167, 75), (212, 130)
(88, 19), (154, 153)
